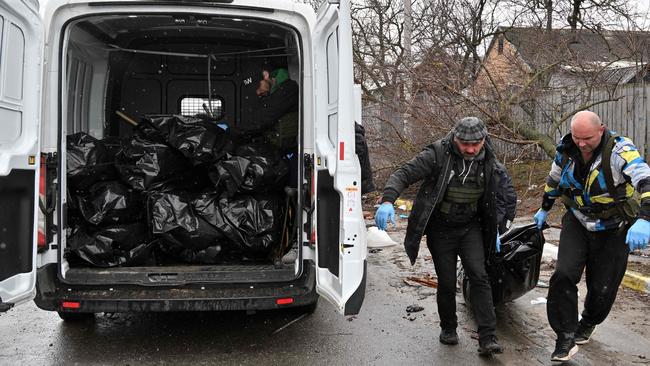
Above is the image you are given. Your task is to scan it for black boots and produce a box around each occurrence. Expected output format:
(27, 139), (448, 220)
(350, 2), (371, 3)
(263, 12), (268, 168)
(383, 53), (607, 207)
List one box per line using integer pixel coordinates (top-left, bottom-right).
(478, 336), (503, 356)
(575, 321), (596, 345)
(439, 329), (459, 345)
(551, 334), (579, 362)
(440, 329), (503, 356)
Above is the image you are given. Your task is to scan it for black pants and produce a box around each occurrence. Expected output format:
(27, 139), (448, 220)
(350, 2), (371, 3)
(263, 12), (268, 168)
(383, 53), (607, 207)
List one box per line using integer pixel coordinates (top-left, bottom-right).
(426, 221), (496, 340)
(547, 212), (629, 338)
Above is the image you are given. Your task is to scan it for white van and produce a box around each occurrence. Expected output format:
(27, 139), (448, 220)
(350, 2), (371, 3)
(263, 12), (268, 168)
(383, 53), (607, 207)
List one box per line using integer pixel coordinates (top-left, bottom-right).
(0, 0), (367, 319)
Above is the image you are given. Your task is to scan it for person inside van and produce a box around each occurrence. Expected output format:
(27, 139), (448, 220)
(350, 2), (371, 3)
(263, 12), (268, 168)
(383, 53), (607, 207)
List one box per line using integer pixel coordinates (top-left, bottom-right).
(254, 67), (299, 130)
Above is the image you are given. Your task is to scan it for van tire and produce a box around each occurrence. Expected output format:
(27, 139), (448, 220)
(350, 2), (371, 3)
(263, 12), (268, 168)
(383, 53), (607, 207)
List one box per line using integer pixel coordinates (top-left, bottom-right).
(57, 311), (95, 322)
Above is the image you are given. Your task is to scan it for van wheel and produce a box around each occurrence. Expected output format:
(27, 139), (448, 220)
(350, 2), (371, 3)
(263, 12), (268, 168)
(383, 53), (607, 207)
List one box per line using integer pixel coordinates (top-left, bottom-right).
(57, 311), (95, 322)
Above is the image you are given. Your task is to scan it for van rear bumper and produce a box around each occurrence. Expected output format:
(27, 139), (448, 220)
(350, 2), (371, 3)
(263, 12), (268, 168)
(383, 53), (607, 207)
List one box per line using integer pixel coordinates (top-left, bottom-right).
(34, 262), (318, 313)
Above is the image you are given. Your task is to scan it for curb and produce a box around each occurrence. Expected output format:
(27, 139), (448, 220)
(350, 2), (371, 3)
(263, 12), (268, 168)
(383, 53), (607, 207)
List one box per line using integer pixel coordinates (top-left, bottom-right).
(541, 241), (650, 295)
(622, 270), (650, 295)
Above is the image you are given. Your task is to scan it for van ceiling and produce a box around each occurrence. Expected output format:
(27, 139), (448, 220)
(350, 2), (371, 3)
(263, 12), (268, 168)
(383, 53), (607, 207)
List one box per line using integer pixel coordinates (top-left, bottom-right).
(74, 14), (293, 52)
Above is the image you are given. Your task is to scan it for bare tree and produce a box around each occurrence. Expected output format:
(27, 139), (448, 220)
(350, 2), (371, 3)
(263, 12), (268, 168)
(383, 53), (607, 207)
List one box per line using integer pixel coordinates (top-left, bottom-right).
(295, 0), (647, 184)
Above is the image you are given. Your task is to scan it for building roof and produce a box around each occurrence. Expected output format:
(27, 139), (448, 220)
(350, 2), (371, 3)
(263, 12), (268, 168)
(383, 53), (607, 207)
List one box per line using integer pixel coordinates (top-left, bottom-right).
(500, 27), (650, 69)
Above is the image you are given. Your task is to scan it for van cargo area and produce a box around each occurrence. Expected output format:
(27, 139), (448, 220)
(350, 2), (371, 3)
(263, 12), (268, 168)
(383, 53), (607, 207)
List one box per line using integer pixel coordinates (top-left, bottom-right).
(58, 13), (304, 285)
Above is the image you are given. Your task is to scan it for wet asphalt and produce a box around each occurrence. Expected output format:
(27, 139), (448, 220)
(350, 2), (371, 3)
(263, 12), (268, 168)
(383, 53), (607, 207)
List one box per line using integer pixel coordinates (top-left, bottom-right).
(1, 226), (649, 365)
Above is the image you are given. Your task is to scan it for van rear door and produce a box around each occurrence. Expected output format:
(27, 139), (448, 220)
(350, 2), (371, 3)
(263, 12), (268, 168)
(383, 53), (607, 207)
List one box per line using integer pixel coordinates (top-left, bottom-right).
(313, 0), (367, 315)
(0, 0), (43, 312)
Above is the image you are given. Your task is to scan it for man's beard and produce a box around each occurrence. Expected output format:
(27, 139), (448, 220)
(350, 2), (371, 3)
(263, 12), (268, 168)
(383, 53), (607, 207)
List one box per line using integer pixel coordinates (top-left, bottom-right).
(463, 148), (485, 161)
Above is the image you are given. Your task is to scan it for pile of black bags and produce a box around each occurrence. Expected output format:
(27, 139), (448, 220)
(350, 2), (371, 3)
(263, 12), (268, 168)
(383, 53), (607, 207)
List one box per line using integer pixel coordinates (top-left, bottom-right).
(66, 115), (290, 267)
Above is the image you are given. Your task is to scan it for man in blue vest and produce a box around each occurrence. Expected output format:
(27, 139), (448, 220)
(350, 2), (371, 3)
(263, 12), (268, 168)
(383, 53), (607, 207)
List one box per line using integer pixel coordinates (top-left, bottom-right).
(534, 110), (650, 362)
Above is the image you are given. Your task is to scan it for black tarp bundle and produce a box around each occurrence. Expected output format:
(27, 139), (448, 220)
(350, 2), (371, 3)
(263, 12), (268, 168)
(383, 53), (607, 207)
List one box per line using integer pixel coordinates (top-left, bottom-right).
(67, 223), (155, 267)
(116, 135), (190, 191)
(137, 115), (232, 165)
(66, 115), (290, 266)
(67, 132), (117, 191)
(209, 143), (289, 196)
(148, 191), (227, 263)
(76, 181), (142, 225)
(149, 190), (282, 260)
(192, 192), (282, 259)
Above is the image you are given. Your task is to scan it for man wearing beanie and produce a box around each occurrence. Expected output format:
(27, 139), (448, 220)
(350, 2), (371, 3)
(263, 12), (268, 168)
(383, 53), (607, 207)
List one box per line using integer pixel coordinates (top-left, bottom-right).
(375, 117), (510, 356)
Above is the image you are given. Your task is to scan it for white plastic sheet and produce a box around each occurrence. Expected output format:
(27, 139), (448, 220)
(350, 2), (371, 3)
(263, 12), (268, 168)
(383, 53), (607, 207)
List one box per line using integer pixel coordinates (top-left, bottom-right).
(366, 226), (398, 248)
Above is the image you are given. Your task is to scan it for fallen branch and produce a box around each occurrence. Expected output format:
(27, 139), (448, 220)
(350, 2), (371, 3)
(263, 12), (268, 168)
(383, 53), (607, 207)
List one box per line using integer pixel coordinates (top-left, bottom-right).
(405, 275), (438, 288)
(272, 313), (309, 335)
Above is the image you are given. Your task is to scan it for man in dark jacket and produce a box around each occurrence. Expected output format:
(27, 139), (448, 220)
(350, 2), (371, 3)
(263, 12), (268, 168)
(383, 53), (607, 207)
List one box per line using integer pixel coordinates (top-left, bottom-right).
(375, 117), (506, 356)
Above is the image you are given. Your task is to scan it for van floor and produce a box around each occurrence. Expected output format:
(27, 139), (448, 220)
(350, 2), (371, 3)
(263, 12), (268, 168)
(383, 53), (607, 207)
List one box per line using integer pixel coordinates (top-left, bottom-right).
(64, 263), (297, 285)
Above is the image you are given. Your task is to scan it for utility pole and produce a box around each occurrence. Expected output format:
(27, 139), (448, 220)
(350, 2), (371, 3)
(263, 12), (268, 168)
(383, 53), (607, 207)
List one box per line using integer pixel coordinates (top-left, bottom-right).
(403, 0), (413, 136)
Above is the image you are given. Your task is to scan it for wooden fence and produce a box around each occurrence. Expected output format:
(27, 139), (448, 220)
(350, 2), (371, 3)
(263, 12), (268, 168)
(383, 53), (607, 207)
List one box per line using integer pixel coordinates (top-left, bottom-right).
(363, 83), (650, 161)
(512, 83), (650, 158)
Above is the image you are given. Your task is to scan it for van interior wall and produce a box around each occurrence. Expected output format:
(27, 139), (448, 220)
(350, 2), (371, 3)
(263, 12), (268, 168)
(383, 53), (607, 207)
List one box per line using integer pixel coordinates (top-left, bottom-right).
(63, 16), (302, 276)
(111, 50), (295, 135)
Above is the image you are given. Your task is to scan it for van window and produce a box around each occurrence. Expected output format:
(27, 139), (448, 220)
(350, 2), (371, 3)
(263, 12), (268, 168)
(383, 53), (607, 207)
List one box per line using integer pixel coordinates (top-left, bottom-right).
(3, 22), (24, 101)
(179, 96), (223, 118)
(0, 16), (25, 144)
(326, 29), (338, 148)
(326, 30), (338, 104)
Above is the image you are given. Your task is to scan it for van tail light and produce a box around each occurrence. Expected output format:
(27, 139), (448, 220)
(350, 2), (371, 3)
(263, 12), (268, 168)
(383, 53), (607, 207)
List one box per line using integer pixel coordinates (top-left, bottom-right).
(61, 301), (80, 309)
(37, 154), (47, 250)
(276, 298), (294, 305)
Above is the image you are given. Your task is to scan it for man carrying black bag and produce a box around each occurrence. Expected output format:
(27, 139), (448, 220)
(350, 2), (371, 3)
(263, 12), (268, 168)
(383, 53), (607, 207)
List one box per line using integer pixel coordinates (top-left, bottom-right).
(375, 117), (511, 356)
(533, 110), (650, 362)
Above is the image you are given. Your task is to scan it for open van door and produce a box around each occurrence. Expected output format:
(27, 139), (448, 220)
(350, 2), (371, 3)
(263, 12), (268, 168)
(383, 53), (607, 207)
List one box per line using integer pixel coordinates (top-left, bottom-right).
(313, 0), (367, 315)
(0, 0), (43, 312)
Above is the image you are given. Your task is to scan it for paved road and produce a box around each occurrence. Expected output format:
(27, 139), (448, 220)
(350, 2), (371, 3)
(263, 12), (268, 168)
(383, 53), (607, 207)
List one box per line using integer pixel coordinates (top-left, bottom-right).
(1, 224), (649, 365)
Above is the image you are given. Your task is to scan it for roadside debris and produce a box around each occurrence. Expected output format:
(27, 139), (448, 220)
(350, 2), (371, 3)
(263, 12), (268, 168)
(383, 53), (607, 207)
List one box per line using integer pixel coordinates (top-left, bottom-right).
(536, 280), (549, 288)
(367, 226), (398, 248)
(406, 304), (424, 313)
(394, 198), (413, 211)
(530, 297), (547, 305)
(404, 275), (438, 288)
(272, 313), (309, 335)
(404, 314), (417, 321)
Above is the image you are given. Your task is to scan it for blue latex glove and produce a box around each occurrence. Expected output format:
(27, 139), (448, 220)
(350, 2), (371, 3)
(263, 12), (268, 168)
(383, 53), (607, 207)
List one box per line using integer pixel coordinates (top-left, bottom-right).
(626, 218), (650, 252)
(534, 209), (548, 229)
(375, 202), (395, 231)
(496, 231), (501, 253)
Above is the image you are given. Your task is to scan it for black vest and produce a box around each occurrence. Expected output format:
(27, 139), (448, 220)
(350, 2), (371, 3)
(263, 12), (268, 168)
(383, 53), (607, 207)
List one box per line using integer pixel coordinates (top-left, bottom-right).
(431, 157), (485, 227)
